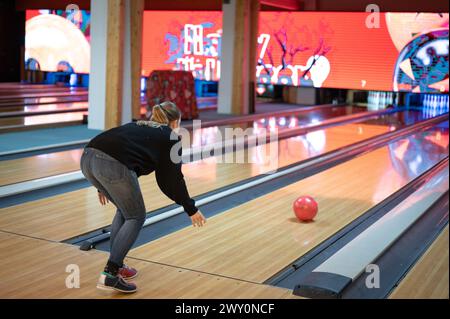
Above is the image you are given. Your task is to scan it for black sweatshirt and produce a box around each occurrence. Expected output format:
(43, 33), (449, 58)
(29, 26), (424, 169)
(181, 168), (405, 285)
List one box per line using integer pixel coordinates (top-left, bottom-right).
(86, 122), (198, 216)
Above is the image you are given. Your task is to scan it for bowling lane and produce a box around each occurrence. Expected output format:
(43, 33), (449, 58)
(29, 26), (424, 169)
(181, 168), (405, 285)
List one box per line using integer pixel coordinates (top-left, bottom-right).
(389, 227), (449, 299)
(204, 105), (367, 131)
(0, 83), (87, 92)
(0, 101), (88, 114)
(0, 231), (297, 299)
(0, 118), (399, 241)
(0, 96), (88, 108)
(0, 148), (84, 186)
(0, 87), (88, 100)
(128, 124), (449, 283)
(0, 108), (418, 186)
(0, 111), (86, 131)
(0, 83), (63, 90)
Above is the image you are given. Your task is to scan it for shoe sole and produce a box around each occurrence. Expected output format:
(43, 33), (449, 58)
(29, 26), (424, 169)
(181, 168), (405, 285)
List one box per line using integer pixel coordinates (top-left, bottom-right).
(122, 273), (138, 281)
(96, 283), (137, 294)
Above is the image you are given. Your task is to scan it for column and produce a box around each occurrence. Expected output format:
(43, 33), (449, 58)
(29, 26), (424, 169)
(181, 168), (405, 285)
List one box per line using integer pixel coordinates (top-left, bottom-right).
(88, 0), (143, 130)
(104, 0), (125, 129)
(130, 0), (145, 120)
(218, 0), (259, 115)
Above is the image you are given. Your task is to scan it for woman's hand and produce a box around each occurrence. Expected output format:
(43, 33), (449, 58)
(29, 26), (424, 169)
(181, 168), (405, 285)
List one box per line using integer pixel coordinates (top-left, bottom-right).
(190, 211), (206, 227)
(98, 191), (109, 206)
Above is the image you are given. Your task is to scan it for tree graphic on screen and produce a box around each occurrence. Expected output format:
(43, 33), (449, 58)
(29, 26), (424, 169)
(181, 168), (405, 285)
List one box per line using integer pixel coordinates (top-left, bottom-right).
(257, 17), (333, 87)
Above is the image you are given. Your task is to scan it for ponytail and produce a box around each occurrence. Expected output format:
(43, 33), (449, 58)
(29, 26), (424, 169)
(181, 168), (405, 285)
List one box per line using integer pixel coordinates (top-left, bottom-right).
(150, 101), (181, 125)
(151, 104), (170, 125)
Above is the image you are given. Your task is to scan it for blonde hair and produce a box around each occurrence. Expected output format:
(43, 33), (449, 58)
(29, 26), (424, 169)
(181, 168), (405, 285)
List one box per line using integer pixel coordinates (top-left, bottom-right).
(150, 101), (181, 125)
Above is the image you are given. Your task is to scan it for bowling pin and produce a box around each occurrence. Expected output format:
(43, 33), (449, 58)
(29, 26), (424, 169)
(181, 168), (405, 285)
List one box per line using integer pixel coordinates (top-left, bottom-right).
(436, 96), (441, 114)
(422, 106), (428, 118)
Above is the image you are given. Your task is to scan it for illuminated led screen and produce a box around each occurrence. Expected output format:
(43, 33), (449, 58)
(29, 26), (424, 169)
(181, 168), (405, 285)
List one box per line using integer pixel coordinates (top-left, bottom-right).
(25, 10), (449, 93)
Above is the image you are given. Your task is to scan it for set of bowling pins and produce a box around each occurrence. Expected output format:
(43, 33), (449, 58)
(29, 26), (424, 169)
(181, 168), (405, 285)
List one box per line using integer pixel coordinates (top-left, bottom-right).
(367, 91), (396, 110)
(422, 94), (449, 118)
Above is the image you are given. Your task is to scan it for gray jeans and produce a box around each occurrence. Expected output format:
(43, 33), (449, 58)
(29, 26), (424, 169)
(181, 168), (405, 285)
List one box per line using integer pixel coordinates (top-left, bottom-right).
(80, 147), (146, 267)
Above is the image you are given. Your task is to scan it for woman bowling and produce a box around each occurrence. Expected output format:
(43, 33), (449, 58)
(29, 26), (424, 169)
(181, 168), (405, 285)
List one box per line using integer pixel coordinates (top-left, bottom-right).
(80, 101), (206, 293)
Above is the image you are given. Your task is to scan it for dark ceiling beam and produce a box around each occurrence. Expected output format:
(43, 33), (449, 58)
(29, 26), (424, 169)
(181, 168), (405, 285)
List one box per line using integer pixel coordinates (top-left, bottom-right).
(144, 0), (221, 10)
(302, 0), (449, 12)
(15, 0), (449, 12)
(260, 0), (301, 11)
(15, 0), (90, 10)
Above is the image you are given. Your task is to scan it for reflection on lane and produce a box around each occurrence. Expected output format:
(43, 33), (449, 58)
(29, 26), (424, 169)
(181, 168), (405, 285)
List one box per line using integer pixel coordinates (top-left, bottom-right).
(256, 105), (367, 129)
(188, 109), (427, 148)
(389, 122), (448, 178)
(21, 102), (88, 113)
(189, 106), (369, 148)
(0, 89), (88, 100)
(373, 121), (449, 203)
(0, 112), (86, 127)
(0, 96), (88, 107)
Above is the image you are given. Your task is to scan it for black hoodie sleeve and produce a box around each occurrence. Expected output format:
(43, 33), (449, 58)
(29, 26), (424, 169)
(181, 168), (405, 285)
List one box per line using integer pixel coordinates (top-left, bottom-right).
(155, 136), (198, 216)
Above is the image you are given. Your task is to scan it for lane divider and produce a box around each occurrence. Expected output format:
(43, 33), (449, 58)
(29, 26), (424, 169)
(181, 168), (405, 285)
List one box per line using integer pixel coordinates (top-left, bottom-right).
(293, 161), (449, 298)
(0, 171), (84, 198)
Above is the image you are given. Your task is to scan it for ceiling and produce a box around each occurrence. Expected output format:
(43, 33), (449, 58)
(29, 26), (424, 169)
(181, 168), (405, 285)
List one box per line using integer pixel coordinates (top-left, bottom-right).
(15, 0), (449, 12)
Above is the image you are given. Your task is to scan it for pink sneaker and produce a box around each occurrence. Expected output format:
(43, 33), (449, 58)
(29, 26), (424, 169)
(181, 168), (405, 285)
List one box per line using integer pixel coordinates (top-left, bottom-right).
(119, 264), (138, 280)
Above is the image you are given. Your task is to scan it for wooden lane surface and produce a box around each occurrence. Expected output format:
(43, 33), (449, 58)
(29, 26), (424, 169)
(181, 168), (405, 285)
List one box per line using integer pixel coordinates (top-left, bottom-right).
(0, 231), (297, 299)
(0, 90), (88, 100)
(389, 227), (449, 299)
(0, 111), (85, 126)
(0, 122), (387, 187)
(129, 135), (449, 283)
(0, 101), (89, 113)
(0, 123), (389, 241)
(0, 149), (83, 186)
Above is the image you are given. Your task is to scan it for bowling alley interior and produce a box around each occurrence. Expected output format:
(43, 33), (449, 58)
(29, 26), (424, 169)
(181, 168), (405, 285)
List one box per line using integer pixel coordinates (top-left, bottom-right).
(0, 0), (449, 301)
